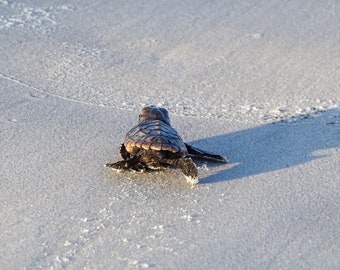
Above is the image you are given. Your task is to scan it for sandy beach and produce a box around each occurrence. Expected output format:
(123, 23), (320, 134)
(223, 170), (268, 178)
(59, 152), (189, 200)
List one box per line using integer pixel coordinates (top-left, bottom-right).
(1, 1), (339, 269)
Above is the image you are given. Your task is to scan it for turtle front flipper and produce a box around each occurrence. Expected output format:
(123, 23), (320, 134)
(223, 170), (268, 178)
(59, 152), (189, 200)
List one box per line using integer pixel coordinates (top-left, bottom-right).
(163, 157), (199, 185)
(185, 143), (227, 163)
(105, 156), (146, 172)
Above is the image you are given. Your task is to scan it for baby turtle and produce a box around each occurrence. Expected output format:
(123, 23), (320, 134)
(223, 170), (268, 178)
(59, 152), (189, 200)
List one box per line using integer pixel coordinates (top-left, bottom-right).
(105, 106), (227, 184)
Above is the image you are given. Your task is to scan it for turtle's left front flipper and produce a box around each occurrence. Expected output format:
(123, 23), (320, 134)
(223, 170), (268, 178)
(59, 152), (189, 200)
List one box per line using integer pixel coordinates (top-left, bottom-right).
(185, 143), (227, 163)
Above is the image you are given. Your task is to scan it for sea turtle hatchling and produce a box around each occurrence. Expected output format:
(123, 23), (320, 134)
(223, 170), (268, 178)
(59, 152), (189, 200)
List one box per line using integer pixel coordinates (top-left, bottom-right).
(105, 106), (227, 184)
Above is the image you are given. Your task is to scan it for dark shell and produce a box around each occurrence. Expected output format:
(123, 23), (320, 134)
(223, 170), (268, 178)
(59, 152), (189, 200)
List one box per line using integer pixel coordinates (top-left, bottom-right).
(138, 106), (170, 126)
(124, 120), (187, 155)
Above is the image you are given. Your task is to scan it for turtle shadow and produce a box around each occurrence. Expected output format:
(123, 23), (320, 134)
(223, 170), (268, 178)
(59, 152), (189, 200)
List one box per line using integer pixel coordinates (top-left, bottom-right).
(189, 108), (340, 184)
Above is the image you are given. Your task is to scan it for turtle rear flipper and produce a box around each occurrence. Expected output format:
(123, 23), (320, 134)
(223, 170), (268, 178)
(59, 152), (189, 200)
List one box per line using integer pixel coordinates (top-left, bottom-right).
(163, 157), (198, 185)
(105, 156), (146, 172)
(185, 143), (227, 163)
(119, 143), (131, 160)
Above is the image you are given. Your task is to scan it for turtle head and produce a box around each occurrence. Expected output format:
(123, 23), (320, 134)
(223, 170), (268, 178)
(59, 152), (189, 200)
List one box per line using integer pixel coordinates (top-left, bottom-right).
(138, 106), (171, 125)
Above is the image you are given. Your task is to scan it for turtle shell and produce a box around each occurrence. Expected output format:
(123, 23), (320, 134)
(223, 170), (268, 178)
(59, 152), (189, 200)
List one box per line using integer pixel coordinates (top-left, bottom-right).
(124, 120), (187, 156)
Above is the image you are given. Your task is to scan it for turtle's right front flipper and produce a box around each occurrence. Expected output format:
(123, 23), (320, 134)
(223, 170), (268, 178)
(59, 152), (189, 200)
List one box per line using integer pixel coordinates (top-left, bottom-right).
(185, 143), (227, 163)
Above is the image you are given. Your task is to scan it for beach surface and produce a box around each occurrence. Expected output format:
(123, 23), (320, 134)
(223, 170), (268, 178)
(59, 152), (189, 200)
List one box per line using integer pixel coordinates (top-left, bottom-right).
(1, 1), (339, 269)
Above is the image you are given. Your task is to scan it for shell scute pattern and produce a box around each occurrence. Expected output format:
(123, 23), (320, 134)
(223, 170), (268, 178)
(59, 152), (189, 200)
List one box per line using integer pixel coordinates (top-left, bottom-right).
(124, 119), (187, 155)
